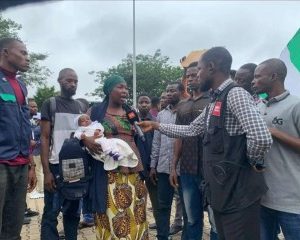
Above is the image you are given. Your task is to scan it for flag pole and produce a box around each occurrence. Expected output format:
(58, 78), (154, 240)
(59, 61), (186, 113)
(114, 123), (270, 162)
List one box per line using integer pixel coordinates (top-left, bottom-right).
(132, 0), (137, 107)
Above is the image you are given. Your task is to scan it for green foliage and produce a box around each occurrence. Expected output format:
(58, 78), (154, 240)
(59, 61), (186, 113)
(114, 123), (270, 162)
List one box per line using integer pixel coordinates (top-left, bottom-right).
(34, 85), (59, 109)
(89, 49), (183, 102)
(0, 14), (52, 87)
(19, 53), (52, 87)
(0, 15), (21, 38)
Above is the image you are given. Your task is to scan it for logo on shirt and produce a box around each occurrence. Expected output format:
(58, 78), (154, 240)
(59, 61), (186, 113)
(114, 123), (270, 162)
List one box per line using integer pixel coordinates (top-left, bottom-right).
(212, 101), (222, 117)
(272, 117), (283, 125)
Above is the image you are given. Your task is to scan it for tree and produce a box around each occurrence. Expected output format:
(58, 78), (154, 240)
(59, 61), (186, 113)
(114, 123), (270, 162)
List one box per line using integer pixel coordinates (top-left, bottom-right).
(89, 49), (183, 102)
(34, 85), (59, 109)
(0, 15), (21, 38)
(19, 53), (52, 86)
(0, 14), (51, 87)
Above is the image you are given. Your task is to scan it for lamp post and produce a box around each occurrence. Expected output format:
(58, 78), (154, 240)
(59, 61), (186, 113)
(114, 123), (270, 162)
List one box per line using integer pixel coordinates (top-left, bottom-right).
(132, 0), (137, 107)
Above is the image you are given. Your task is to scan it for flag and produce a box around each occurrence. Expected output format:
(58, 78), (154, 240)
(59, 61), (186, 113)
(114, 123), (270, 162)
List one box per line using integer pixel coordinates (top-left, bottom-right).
(280, 28), (300, 96)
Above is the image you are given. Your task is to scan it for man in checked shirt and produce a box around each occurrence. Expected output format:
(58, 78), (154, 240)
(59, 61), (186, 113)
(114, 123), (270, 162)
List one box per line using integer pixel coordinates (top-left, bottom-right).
(139, 47), (273, 240)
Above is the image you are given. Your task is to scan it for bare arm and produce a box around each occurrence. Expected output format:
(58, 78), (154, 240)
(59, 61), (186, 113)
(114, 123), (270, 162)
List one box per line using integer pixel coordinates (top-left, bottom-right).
(27, 153), (37, 193)
(169, 138), (182, 188)
(138, 111), (206, 138)
(40, 120), (56, 192)
(40, 120), (51, 175)
(269, 128), (300, 154)
(173, 138), (182, 169)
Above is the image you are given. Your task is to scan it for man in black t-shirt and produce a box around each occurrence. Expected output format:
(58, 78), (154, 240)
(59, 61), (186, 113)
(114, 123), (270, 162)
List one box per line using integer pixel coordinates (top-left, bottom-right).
(40, 68), (87, 240)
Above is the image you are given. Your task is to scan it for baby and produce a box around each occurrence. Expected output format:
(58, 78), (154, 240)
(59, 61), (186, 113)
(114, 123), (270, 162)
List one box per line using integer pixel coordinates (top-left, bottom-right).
(74, 114), (138, 171)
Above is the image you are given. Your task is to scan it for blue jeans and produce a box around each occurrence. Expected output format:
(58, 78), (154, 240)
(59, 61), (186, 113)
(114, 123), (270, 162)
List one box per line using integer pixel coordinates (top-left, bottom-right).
(176, 184), (188, 240)
(180, 174), (204, 240)
(261, 205), (300, 240)
(41, 164), (81, 240)
(0, 164), (28, 240)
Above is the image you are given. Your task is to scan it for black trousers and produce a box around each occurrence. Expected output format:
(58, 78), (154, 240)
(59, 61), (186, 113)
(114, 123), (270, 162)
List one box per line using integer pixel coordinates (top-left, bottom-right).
(213, 200), (261, 240)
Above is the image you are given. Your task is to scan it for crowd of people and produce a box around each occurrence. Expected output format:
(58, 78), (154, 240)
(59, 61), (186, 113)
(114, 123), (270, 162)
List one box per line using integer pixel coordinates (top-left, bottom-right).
(0, 37), (299, 240)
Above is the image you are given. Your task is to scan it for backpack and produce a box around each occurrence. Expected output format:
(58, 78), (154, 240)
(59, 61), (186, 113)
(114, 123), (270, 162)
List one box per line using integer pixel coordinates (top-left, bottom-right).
(49, 97), (91, 200)
(57, 137), (92, 200)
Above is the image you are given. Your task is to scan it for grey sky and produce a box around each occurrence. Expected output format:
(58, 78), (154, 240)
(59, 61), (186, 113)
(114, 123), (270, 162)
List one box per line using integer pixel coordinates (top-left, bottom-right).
(2, 1), (300, 99)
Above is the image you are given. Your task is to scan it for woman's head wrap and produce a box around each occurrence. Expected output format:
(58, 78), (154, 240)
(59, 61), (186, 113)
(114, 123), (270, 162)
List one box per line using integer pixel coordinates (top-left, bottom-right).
(103, 75), (126, 96)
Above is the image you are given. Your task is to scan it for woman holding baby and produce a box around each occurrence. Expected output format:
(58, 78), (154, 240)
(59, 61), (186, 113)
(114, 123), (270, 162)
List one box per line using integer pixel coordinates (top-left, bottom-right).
(83, 75), (148, 240)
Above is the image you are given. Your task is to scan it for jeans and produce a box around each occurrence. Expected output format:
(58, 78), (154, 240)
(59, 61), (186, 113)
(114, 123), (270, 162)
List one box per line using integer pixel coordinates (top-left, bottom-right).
(180, 174), (204, 240)
(41, 164), (81, 240)
(0, 164), (28, 240)
(261, 205), (300, 240)
(173, 190), (183, 227)
(177, 180), (188, 240)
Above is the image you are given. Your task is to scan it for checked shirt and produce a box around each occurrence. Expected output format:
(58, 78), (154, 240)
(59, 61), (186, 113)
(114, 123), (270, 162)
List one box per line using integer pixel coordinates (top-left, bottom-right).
(159, 79), (272, 164)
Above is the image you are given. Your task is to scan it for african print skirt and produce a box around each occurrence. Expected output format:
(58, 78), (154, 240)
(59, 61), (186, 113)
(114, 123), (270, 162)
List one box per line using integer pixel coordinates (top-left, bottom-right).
(95, 172), (149, 240)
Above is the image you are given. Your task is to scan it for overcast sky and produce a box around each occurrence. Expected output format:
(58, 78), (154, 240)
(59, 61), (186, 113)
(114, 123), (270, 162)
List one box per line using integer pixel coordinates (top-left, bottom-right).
(2, 0), (300, 99)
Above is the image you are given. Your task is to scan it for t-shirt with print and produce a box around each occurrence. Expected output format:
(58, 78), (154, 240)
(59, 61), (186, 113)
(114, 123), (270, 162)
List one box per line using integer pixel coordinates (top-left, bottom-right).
(258, 91), (300, 214)
(41, 96), (87, 164)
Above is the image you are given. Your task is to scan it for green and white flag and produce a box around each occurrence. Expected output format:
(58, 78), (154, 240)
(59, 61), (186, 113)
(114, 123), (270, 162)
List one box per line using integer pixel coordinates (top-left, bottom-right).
(280, 29), (300, 96)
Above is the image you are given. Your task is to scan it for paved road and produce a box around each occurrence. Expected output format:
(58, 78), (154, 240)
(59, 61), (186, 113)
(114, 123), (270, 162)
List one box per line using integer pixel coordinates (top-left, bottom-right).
(21, 196), (284, 240)
(21, 196), (213, 240)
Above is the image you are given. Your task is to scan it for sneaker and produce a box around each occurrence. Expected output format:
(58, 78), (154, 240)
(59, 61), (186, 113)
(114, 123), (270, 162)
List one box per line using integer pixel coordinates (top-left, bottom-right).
(78, 221), (94, 229)
(149, 223), (157, 230)
(24, 208), (39, 217)
(30, 191), (44, 199)
(169, 224), (182, 235)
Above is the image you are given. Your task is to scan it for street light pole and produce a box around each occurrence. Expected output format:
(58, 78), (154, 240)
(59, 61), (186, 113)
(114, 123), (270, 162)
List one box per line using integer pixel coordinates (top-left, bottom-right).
(132, 0), (137, 107)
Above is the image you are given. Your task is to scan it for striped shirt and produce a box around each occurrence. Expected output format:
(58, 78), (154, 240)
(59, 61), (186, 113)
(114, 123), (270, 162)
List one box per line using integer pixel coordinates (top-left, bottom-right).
(159, 79), (272, 164)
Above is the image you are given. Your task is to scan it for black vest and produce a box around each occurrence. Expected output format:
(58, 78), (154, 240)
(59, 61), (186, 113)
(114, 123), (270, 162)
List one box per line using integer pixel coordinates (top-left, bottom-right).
(203, 83), (268, 213)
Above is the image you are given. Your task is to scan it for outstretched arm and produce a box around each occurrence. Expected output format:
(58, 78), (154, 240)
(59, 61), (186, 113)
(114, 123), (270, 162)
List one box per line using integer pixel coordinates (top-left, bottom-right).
(138, 111), (206, 138)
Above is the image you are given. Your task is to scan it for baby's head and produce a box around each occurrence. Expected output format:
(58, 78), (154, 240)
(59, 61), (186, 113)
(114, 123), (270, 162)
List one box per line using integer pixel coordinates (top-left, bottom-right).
(78, 114), (92, 127)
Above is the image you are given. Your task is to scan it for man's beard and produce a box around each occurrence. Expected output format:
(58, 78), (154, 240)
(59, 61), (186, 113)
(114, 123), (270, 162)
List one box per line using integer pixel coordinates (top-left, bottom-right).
(199, 78), (212, 92)
(62, 87), (76, 97)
